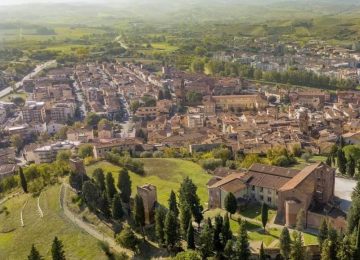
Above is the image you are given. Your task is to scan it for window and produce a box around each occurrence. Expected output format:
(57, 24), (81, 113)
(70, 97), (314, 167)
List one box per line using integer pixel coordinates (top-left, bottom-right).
(268, 189), (272, 194)
(260, 187), (263, 192)
(267, 197), (272, 203)
(260, 195), (264, 200)
(252, 185), (255, 191)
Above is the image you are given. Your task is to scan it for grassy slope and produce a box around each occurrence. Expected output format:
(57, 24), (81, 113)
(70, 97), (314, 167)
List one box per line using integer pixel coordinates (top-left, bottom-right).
(0, 185), (107, 259)
(86, 158), (211, 207)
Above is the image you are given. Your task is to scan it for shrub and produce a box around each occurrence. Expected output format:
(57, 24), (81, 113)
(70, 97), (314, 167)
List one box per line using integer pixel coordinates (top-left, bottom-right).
(140, 151), (153, 158)
(153, 151), (164, 158)
(200, 159), (223, 170)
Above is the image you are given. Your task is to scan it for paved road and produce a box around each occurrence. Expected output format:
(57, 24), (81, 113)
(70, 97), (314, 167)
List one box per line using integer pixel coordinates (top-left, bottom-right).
(334, 176), (356, 213)
(0, 60), (56, 99)
(59, 184), (133, 258)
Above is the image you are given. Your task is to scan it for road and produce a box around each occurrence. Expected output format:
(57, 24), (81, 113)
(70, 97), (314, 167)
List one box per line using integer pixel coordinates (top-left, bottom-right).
(0, 60), (57, 99)
(334, 176), (356, 213)
(71, 76), (87, 117)
(59, 184), (133, 258)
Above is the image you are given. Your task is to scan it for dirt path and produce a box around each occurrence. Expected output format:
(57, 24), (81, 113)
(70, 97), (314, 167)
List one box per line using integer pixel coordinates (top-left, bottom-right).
(59, 184), (133, 258)
(20, 199), (28, 227)
(37, 193), (44, 218)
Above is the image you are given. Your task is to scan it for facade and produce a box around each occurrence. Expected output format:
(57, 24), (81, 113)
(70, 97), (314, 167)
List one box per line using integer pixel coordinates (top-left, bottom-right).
(135, 107), (158, 119)
(31, 141), (79, 164)
(21, 101), (46, 123)
(137, 184), (157, 225)
(92, 138), (142, 159)
(211, 94), (268, 111)
(49, 102), (75, 123)
(208, 162), (338, 229)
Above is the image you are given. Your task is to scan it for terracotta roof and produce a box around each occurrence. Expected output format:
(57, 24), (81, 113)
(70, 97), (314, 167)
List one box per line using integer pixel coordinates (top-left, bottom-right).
(221, 178), (247, 193)
(209, 172), (246, 189)
(249, 163), (300, 178)
(279, 162), (322, 191)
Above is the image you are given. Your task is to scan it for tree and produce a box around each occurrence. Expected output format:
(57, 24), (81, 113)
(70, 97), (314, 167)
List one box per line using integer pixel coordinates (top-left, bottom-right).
(28, 244), (43, 260)
(224, 240), (234, 259)
(117, 168), (131, 204)
(85, 112), (101, 128)
(168, 190), (179, 217)
(221, 213), (233, 245)
(296, 208), (305, 231)
(51, 236), (66, 260)
(99, 191), (111, 218)
(321, 239), (332, 260)
(112, 193), (123, 220)
(69, 171), (89, 191)
(347, 156), (356, 177)
(105, 172), (116, 201)
(326, 155), (332, 167)
(164, 210), (180, 251)
(224, 192), (237, 217)
(174, 250), (201, 260)
(213, 214), (224, 254)
(318, 219), (328, 250)
(11, 134), (23, 152)
(155, 206), (167, 245)
(290, 232), (303, 260)
(337, 149), (347, 175)
(261, 203), (268, 231)
(78, 144), (93, 158)
(187, 221), (195, 250)
(82, 180), (100, 211)
(134, 194), (145, 230)
(234, 220), (250, 260)
(198, 224), (213, 259)
(280, 227), (291, 260)
(259, 242), (266, 260)
(356, 220), (360, 259)
(180, 204), (192, 236)
(93, 168), (105, 192)
(116, 225), (139, 252)
(337, 235), (354, 260)
(19, 167), (27, 193)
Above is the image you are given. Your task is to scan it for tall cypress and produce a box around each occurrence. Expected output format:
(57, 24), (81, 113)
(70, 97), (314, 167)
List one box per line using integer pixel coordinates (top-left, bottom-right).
(259, 242), (266, 260)
(164, 210), (180, 251)
(280, 227), (291, 260)
(187, 220), (195, 250)
(337, 149), (347, 175)
(234, 219), (250, 260)
(221, 213), (233, 244)
(168, 190), (179, 217)
(51, 236), (66, 260)
(105, 172), (117, 201)
(261, 203), (268, 231)
(117, 168), (131, 204)
(347, 156), (356, 177)
(93, 168), (105, 192)
(356, 220), (360, 259)
(318, 219), (328, 250)
(213, 214), (224, 254)
(134, 194), (145, 228)
(28, 244), (43, 260)
(19, 167), (27, 193)
(112, 193), (124, 220)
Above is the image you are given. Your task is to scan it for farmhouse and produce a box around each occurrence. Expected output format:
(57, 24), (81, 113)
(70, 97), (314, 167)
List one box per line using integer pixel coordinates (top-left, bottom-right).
(207, 162), (344, 229)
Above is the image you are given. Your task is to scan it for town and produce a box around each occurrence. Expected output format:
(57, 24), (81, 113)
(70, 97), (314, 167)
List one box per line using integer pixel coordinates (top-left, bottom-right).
(1, 0), (360, 260)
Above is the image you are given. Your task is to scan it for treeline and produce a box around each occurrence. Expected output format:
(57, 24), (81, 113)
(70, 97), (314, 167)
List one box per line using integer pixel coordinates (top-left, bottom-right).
(190, 58), (356, 90)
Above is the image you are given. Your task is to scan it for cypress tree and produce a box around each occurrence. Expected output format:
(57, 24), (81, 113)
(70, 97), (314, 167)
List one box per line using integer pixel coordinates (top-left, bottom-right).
(28, 244), (43, 260)
(261, 203), (268, 231)
(290, 232), (303, 260)
(280, 227), (291, 260)
(134, 194), (145, 228)
(51, 236), (66, 260)
(321, 239), (332, 260)
(187, 220), (195, 250)
(326, 155), (332, 167)
(224, 240), (234, 259)
(112, 193), (123, 220)
(356, 220), (360, 259)
(337, 235), (354, 260)
(337, 149), (347, 175)
(180, 203), (192, 236)
(213, 214), (224, 254)
(234, 219), (250, 260)
(318, 219), (328, 250)
(93, 168), (106, 192)
(328, 225), (338, 260)
(207, 217), (213, 229)
(347, 156), (356, 177)
(221, 213), (233, 244)
(168, 190), (179, 217)
(100, 191), (111, 219)
(224, 192), (237, 218)
(19, 167), (27, 193)
(198, 223), (214, 259)
(164, 210), (180, 251)
(117, 168), (131, 204)
(105, 172), (116, 201)
(259, 242), (266, 260)
(155, 206), (167, 245)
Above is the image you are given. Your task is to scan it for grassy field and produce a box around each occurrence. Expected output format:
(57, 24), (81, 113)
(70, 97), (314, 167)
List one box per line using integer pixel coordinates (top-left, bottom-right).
(0, 91), (29, 102)
(292, 156), (327, 170)
(86, 158), (211, 207)
(0, 184), (107, 259)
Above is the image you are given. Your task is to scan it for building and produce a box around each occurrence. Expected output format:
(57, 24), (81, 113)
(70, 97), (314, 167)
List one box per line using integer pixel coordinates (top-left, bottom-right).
(21, 101), (46, 123)
(92, 138), (143, 159)
(69, 157), (86, 175)
(137, 184), (157, 225)
(209, 94), (268, 112)
(208, 162), (341, 229)
(67, 127), (94, 143)
(30, 141), (80, 164)
(49, 102), (76, 123)
(135, 107), (158, 120)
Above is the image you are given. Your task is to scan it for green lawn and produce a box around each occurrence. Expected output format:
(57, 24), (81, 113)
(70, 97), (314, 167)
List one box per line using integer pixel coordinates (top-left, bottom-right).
(0, 91), (29, 102)
(0, 185), (107, 259)
(86, 158), (211, 207)
(292, 156), (327, 170)
(239, 203), (277, 222)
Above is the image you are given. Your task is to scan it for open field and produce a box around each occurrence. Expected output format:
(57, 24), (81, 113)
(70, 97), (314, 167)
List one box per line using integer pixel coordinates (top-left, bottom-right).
(0, 91), (29, 102)
(0, 184), (107, 259)
(86, 158), (211, 206)
(292, 156), (327, 170)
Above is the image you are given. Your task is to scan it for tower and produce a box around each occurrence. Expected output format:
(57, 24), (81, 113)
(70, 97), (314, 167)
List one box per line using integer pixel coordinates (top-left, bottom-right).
(137, 184), (157, 225)
(299, 111), (310, 135)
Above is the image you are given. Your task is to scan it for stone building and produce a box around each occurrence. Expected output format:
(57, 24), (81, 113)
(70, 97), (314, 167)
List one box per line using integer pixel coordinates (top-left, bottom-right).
(69, 157), (86, 175)
(207, 162), (344, 230)
(137, 184), (157, 225)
